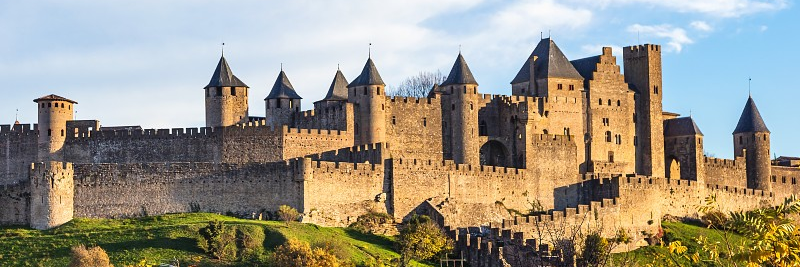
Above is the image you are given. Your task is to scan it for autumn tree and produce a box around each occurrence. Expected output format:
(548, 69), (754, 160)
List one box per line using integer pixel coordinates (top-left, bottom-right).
(387, 71), (446, 98)
(396, 215), (453, 267)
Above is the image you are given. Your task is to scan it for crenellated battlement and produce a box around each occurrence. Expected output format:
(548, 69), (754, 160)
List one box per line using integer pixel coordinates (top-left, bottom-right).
(704, 156), (745, 168)
(624, 44), (661, 53)
(392, 158), (525, 176)
(387, 95), (438, 105)
(314, 142), (386, 164)
(530, 134), (575, 146)
(72, 160), (300, 185)
(492, 198), (619, 228)
(706, 183), (773, 198)
(283, 125), (348, 137)
(0, 124), (38, 136)
(446, 226), (568, 266)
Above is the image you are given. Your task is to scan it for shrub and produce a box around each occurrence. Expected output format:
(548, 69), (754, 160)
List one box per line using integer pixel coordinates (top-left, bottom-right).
(273, 239), (341, 267)
(69, 244), (113, 267)
(700, 210), (729, 228)
(311, 236), (350, 262)
(397, 215), (453, 267)
(278, 205), (300, 225)
(348, 212), (393, 234)
(580, 233), (609, 267)
(197, 220), (237, 260)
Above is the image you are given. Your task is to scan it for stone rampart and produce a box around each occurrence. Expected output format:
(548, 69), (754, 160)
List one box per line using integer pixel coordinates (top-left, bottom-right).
(313, 143), (387, 164)
(385, 97), (443, 161)
(704, 156), (746, 188)
(295, 101), (352, 131)
(282, 126), (353, 159)
(302, 159), (387, 226)
(0, 181), (30, 225)
(0, 124), (38, 184)
(770, 166), (800, 200)
(72, 160), (305, 219)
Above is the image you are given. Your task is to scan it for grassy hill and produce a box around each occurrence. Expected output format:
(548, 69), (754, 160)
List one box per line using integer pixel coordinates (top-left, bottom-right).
(0, 213), (433, 266)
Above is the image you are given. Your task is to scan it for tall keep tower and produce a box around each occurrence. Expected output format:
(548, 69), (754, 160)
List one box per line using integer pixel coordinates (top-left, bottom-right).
(348, 58), (386, 145)
(733, 96), (771, 191)
(205, 56), (249, 127)
(34, 95), (77, 162)
(441, 53), (480, 165)
(264, 70), (303, 128)
(624, 44), (665, 177)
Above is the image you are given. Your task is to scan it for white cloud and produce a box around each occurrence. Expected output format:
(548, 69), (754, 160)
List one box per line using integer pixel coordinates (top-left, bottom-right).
(627, 24), (693, 52)
(579, 44), (624, 58)
(578, 0), (788, 17)
(690, 21), (713, 32)
(760, 25), (769, 31)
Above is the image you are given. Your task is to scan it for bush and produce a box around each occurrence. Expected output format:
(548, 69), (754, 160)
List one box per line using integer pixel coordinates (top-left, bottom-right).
(278, 205), (300, 225)
(197, 220), (237, 260)
(581, 233), (609, 267)
(273, 239), (341, 267)
(700, 210), (729, 228)
(69, 245), (113, 267)
(348, 212), (393, 234)
(397, 215), (453, 267)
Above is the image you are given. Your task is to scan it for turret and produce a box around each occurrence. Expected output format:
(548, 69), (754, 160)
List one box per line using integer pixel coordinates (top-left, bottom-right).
(314, 69), (349, 109)
(264, 70), (303, 128)
(733, 96), (771, 191)
(441, 53), (480, 165)
(624, 44), (665, 178)
(29, 161), (74, 230)
(204, 55), (249, 128)
(33, 95), (77, 162)
(347, 58), (386, 145)
(663, 117), (705, 183)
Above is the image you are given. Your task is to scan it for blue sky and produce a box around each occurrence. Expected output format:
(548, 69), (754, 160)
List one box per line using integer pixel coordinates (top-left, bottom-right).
(0, 0), (796, 159)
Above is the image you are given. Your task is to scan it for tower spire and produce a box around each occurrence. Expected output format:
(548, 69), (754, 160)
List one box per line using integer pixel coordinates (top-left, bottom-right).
(368, 43), (372, 58)
(221, 42), (225, 56)
(748, 77), (752, 97)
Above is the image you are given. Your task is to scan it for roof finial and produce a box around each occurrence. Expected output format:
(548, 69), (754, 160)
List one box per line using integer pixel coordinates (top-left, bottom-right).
(14, 108), (18, 122)
(337, 63), (340, 71)
(689, 109), (692, 118)
(748, 77), (752, 97)
(548, 30), (551, 39)
(459, 44), (462, 54)
(540, 31), (543, 40)
(281, 63), (283, 71)
(221, 42), (225, 56)
(368, 42), (372, 58)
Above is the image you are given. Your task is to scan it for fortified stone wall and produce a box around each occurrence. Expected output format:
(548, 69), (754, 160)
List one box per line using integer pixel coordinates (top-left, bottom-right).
(0, 124), (38, 184)
(282, 127), (353, 159)
(770, 166), (800, 200)
(525, 134), (579, 210)
(64, 127), (223, 164)
(72, 161), (305, 219)
(0, 181), (29, 225)
(30, 162), (74, 230)
(219, 123), (283, 163)
(704, 156), (747, 188)
(294, 101), (353, 132)
(313, 143), (386, 164)
(302, 159), (387, 226)
(385, 96), (444, 161)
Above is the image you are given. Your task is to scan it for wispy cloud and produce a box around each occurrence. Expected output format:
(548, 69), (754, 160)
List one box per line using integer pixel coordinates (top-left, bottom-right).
(581, 0), (788, 17)
(690, 21), (713, 32)
(627, 24), (693, 52)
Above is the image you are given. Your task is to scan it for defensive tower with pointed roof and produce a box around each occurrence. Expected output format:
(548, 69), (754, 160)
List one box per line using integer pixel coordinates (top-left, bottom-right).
(441, 53), (481, 165)
(664, 116), (705, 182)
(348, 57), (386, 145)
(733, 96), (772, 191)
(264, 70), (303, 128)
(314, 69), (349, 109)
(204, 56), (250, 127)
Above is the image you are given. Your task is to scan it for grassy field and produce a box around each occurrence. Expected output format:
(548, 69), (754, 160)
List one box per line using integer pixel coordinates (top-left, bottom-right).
(0, 213), (433, 266)
(613, 221), (747, 266)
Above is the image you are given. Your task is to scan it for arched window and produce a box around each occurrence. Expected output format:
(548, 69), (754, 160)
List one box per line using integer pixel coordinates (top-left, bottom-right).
(607, 99), (611, 106)
(598, 99), (602, 105)
(617, 100), (621, 106)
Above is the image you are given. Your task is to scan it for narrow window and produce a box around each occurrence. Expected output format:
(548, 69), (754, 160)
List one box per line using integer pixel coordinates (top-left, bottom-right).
(266, 100), (270, 109)
(48, 129), (52, 136)
(451, 104), (455, 110)
(231, 87), (236, 96)
(470, 103), (474, 110)
(607, 99), (611, 106)
(363, 88), (367, 95)
(479, 121), (488, 136)
(543, 129), (549, 134)
(289, 100), (293, 109)
(783, 176), (787, 183)
(61, 129), (64, 136)
(392, 116), (396, 125)
(423, 118), (427, 127)
(738, 136), (742, 145)
(216, 88), (222, 96)
(605, 131), (612, 142)
(68, 105), (71, 110)
(557, 84), (563, 90)
(48, 103), (52, 108)
(793, 177), (797, 185)
(276, 100), (281, 108)
(61, 103), (64, 108)
(569, 85), (574, 91)
(617, 100), (621, 106)
(654, 86), (659, 94)
(772, 175), (777, 182)
(608, 151), (614, 162)
(598, 99), (602, 105)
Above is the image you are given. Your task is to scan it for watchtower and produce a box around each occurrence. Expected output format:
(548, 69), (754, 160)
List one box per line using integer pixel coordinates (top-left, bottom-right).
(440, 53), (480, 165)
(347, 57), (386, 145)
(204, 56), (249, 127)
(33, 95), (77, 162)
(733, 96), (771, 191)
(264, 70), (303, 128)
(29, 161), (74, 230)
(624, 44), (665, 178)
(663, 117), (705, 183)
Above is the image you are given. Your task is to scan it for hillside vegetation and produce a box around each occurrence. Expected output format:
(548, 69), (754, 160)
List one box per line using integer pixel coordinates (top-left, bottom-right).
(0, 213), (432, 266)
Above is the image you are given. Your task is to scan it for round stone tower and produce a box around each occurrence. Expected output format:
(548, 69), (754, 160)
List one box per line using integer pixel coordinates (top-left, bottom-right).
(34, 95), (77, 162)
(733, 96), (771, 191)
(347, 57), (386, 145)
(441, 53), (480, 165)
(204, 55), (250, 127)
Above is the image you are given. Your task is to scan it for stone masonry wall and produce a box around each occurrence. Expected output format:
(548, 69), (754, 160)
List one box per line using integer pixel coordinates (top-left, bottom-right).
(0, 181), (29, 225)
(386, 96), (444, 161)
(704, 156), (747, 188)
(73, 161), (305, 219)
(0, 124), (38, 184)
(302, 160), (387, 226)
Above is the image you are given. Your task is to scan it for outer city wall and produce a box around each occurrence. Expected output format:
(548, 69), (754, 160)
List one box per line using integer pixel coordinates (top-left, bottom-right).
(0, 124), (38, 184)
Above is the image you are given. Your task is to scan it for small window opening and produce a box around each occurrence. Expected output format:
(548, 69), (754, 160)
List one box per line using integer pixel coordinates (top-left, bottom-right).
(231, 87), (236, 96)
(48, 103), (52, 108)
(654, 86), (659, 94)
(423, 118), (427, 127)
(617, 100), (621, 106)
(392, 116), (396, 125)
(479, 121), (488, 136)
(276, 100), (282, 108)
(557, 84), (563, 90)
(605, 131), (612, 142)
(216, 88), (222, 96)
(61, 129), (64, 136)
(48, 129), (52, 136)
(607, 99), (611, 106)
(569, 85), (574, 91)
(598, 99), (602, 105)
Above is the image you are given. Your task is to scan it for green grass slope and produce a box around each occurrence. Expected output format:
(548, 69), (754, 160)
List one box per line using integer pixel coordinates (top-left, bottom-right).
(0, 213), (432, 266)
